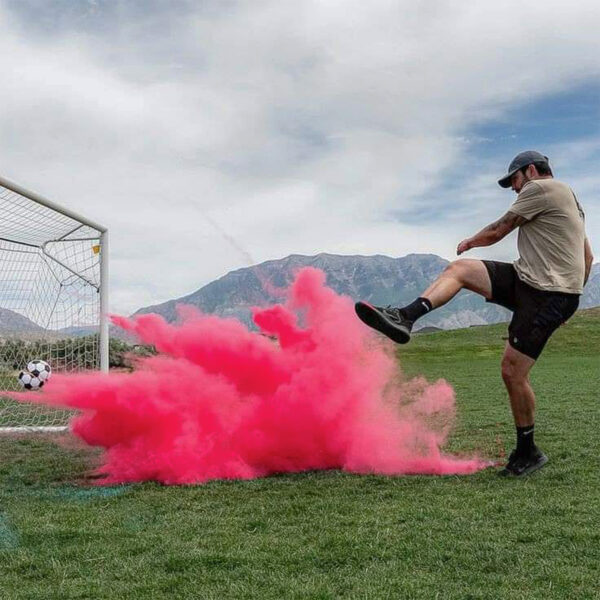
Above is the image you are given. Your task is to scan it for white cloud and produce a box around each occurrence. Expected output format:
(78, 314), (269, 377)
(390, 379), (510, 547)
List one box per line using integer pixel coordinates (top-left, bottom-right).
(0, 0), (598, 313)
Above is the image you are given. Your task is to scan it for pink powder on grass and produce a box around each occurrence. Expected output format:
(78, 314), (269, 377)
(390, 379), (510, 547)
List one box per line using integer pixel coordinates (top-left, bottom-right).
(12, 267), (489, 484)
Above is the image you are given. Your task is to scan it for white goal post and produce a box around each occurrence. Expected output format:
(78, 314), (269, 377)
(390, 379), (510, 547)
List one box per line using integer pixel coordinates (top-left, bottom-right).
(0, 174), (108, 431)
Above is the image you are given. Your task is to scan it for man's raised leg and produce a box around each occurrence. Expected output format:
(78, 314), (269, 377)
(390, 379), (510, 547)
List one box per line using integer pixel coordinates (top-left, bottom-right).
(421, 259), (492, 308)
(355, 259), (493, 343)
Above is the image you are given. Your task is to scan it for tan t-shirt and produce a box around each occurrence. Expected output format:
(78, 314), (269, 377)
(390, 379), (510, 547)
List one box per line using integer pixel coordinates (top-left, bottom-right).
(509, 178), (585, 294)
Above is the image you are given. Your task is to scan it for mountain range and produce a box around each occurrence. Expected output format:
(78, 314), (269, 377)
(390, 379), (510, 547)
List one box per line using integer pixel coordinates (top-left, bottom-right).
(2, 253), (598, 338)
(133, 253), (600, 331)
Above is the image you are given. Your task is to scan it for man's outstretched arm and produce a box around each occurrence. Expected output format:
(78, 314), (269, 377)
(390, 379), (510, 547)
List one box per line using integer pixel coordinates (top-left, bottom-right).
(457, 211), (527, 255)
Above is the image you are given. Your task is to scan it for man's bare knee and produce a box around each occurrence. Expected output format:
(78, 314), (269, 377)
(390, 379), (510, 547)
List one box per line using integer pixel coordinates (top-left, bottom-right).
(501, 358), (517, 385)
(442, 259), (471, 282)
(501, 352), (532, 386)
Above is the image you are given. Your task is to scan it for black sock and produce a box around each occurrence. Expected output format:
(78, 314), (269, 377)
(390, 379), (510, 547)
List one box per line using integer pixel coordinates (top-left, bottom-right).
(516, 425), (535, 456)
(400, 297), (433, 322)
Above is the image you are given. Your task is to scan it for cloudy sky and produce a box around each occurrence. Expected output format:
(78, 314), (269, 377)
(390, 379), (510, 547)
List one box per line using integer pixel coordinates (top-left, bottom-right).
(1, 0), (599, 315)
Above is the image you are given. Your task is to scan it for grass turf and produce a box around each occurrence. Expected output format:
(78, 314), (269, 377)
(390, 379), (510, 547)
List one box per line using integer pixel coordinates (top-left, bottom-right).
(0, 309), (598, 599)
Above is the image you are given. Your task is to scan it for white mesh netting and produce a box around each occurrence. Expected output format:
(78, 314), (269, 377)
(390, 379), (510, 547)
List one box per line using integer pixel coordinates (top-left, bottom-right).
(0, 180), (106, 429)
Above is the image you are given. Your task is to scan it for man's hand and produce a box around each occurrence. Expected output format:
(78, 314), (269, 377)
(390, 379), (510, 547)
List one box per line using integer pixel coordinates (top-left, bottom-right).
(456, 212), (526, 256)
(457, 239), (471, 255)
(583, 237), (594, 285)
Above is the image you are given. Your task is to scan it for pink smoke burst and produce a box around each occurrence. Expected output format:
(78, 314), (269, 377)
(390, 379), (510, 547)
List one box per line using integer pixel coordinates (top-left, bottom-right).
(13, 267), (489, 484)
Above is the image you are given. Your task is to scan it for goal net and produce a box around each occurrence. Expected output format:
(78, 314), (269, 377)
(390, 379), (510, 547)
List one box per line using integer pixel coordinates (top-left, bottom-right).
(0, 175), (108, 431)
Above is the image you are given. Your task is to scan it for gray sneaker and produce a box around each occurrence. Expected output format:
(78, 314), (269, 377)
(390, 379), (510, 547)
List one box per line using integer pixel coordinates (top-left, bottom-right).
(498, 448), (548, 477)
(354, 301), (413, 344)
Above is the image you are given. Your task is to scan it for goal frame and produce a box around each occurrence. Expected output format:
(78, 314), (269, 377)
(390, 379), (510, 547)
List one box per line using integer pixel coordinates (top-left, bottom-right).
(0, 174), (108, 432)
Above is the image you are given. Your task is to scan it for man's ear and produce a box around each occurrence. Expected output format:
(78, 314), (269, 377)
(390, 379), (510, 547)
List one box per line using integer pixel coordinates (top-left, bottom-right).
(526, 164), (538, 178)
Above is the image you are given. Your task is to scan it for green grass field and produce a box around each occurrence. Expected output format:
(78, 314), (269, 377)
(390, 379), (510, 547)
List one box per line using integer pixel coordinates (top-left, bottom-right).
(1, 310), (599, 599)
(0, 372), (73, 428)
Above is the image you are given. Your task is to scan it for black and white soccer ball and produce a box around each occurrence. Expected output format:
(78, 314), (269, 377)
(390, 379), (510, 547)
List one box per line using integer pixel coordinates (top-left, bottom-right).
(27, 359), (52, 381)
(18, 359), (52, 390)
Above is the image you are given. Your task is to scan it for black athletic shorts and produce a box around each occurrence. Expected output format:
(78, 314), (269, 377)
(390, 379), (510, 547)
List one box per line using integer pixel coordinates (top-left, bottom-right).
(482, 261), (579, 360)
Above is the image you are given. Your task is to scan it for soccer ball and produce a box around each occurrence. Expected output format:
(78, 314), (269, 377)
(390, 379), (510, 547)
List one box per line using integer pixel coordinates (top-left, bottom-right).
(18, 360), (52, 390)
(27, 360), (51, 381)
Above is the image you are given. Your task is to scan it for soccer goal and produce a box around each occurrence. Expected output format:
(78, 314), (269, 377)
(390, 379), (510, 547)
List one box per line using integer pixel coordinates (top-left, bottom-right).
(0, 175), (108, 432)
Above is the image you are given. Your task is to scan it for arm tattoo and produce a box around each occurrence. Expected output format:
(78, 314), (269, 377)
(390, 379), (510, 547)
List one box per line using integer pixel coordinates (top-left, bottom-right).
(483, 211), (527, 236)
(468, 211), (527, 249)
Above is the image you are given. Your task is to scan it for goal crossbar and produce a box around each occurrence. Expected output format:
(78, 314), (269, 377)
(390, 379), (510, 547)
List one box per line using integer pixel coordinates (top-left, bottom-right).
(0, 175), (107, 237)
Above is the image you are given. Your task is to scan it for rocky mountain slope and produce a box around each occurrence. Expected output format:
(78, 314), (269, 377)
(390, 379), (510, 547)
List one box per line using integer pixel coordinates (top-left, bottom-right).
(0, 307), (50, 340)
(2, 254), (597, 338)
(132, 254), (600, 331)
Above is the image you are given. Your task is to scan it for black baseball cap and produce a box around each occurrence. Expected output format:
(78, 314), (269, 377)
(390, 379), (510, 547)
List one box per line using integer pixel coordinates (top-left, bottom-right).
(498, 150), (550, 188)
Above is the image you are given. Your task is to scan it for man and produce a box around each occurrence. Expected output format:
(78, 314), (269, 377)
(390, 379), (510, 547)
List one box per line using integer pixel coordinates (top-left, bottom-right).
(355, 150), (594, 476)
